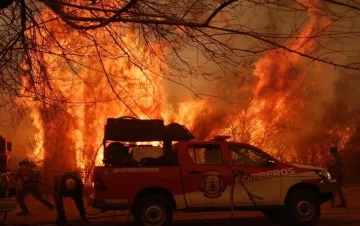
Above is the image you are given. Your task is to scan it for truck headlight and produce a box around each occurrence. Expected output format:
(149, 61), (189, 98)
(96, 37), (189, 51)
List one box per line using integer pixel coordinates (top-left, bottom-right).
(315, 170), (331, 180)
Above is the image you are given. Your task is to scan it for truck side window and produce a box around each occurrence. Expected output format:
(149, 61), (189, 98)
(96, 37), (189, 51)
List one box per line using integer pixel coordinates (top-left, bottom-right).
(229, 145), (267, 166)
(187, 144), (223, 165)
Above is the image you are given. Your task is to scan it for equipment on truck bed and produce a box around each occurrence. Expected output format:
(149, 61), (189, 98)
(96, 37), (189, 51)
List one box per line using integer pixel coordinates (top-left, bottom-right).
(104, 116), (194, 141)
(132, 146), (163, 162)
(102, 116), (193, 167)
(102, 143), (169, 167)
(103, 142), (130, 166)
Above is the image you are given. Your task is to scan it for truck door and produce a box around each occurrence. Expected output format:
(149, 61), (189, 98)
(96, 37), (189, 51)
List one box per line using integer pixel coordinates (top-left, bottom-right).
(228, 144), (282, 205)
(181, 142), (233, 208)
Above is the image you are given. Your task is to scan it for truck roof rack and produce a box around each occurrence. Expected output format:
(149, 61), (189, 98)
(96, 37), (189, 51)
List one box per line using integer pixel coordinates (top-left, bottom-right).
(104, 117), (195, 142)
(209, 135), (231, 142)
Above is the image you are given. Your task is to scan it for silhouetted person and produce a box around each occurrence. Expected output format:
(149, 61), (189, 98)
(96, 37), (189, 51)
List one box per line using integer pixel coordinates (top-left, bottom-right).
(0, 172), (9, 198)
(326, 147), (347, 208)
(53, 172), (89, 225)
(7, 172), (17, 197)
(15, 159), (54, 215)
(0, 158), (16, 198)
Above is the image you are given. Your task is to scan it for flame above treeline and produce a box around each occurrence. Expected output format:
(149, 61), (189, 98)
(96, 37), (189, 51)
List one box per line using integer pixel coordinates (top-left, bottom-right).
(17, 0), (352, 175)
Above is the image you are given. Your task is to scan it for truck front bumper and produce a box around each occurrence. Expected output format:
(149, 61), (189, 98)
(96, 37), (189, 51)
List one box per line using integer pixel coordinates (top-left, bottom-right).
(318, 179), (337, 193)
(318, 180), (337, 203)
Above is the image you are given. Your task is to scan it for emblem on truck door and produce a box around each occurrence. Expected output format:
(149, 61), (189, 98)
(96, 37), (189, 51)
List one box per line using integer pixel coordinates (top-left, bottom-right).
(199, 171), (226, 198)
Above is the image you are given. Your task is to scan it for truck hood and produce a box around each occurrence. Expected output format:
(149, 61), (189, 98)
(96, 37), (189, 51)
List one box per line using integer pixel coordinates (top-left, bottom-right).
(291, 164), (325, 171)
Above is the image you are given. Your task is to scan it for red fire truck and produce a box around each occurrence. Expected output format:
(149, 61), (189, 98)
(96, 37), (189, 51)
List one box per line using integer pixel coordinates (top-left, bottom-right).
(88, 117), (336, 226)
(0, 134), (16, 222)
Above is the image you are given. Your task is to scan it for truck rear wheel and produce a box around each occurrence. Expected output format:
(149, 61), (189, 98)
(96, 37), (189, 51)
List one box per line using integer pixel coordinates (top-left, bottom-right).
(134, 194), (173, 226)
(285, 190), (320, 226)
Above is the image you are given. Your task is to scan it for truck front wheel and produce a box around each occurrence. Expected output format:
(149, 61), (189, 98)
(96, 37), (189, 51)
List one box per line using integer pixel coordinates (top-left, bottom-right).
(134, 194), (173, 226)
(285, 190), (320, 226)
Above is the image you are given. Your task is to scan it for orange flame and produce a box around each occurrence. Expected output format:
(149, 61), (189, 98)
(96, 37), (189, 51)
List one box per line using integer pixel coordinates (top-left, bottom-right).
(19, 8), (169, 177)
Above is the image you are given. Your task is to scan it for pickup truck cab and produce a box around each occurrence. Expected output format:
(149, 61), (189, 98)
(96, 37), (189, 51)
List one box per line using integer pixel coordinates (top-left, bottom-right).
(89, 119), (336, 226)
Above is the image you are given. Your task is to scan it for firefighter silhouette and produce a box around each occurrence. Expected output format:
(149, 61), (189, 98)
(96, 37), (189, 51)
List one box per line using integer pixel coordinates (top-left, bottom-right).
(200, 171), (226, 198)
(15, 158), (54, 215)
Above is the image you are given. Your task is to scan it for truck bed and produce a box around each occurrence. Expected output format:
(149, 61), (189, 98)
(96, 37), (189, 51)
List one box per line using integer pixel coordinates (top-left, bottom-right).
(91, 166), (185, 210)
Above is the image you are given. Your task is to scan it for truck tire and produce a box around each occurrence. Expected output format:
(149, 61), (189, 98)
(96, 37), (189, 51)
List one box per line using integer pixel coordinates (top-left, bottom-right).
(285, 190), (320, 226)
(261, 209), (285, 223)
(133, 194), (173, 226)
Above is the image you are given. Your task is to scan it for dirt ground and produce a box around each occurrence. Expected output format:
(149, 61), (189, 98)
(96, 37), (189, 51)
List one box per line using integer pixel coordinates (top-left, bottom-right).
(2, 183), (360, 226)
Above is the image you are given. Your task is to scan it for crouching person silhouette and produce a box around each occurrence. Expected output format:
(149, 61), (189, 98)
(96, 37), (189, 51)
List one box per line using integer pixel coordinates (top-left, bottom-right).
(53, 172), (89, 225)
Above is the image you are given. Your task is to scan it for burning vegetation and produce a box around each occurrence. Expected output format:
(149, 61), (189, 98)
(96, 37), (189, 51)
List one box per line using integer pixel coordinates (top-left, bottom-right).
(0, 0), (360, 182)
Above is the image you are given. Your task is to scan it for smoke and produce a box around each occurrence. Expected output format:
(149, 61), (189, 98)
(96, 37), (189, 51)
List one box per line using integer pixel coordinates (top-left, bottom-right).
(162, 2), (297, 138)
(162, 0), (360, 168)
